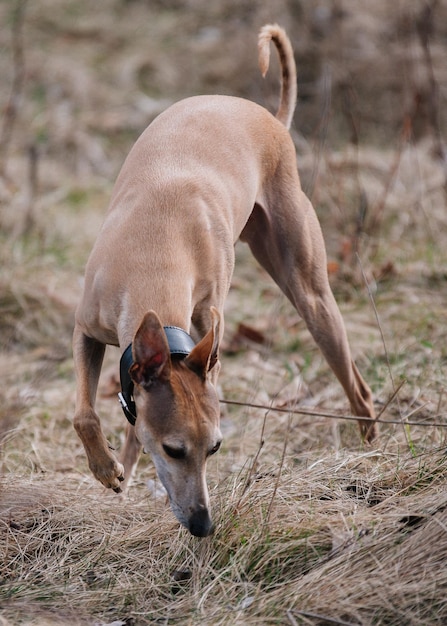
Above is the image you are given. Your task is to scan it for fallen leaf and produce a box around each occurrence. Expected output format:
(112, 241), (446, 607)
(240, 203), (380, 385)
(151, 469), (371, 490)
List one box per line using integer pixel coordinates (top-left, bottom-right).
(327, 260), (340, 275)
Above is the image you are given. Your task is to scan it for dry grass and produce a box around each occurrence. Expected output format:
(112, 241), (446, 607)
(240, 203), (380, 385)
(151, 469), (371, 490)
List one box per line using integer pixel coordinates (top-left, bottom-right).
(2, 449), (447, 625)
(1, 1), (447, 624)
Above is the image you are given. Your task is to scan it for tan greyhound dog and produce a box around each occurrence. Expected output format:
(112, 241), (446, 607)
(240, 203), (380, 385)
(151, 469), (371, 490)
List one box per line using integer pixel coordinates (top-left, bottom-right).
(73, 24), (377, 537)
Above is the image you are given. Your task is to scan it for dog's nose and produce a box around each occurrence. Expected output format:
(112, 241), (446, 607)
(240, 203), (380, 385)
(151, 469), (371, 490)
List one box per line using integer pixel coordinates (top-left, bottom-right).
(188, 508), (214, 537)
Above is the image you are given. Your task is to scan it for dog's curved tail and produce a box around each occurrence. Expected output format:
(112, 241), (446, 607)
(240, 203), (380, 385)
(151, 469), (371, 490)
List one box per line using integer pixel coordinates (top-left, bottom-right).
(258, 24), (297, 130)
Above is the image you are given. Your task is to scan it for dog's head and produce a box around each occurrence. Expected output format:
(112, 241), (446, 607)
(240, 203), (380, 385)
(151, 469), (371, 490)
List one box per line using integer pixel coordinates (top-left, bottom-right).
(129, 308), (222, 537)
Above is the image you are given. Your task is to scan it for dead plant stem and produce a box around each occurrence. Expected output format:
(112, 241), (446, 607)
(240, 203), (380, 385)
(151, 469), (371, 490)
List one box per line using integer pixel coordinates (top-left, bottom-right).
(356, 253), (397, 394)
(376, 378), (406, 420)
(0, 0), (28, 178)
(290, 608), (359, 626)
(238, 406), (268, 501)
(264, 413), (292, 527)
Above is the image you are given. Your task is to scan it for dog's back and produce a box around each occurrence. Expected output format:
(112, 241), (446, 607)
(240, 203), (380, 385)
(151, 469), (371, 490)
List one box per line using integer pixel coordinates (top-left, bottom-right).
(78, 92), (297, 348)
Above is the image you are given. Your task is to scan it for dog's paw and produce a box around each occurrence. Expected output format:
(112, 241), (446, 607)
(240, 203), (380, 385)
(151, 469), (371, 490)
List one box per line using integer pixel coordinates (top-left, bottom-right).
(360, 419), (379, 444)
(89, 456), (125, 492)
(112, 472), (125, 493)
(107, 460), (125, 492)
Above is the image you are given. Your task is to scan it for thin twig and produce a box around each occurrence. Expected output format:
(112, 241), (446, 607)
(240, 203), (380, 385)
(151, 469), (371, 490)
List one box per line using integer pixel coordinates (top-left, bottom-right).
(22, 143), (39, 235)
(416, 0), (445, 161)
(220, 399), (446, 428)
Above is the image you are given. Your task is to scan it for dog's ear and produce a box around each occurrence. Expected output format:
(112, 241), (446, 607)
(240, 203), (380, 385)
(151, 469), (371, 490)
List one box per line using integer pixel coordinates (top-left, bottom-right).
(130, 311), (171, 389)
(185, 307), (221, 380)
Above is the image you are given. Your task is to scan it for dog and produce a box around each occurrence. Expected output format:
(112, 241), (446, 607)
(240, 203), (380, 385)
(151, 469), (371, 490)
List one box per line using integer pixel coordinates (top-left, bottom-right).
(73, 24), (377, 538)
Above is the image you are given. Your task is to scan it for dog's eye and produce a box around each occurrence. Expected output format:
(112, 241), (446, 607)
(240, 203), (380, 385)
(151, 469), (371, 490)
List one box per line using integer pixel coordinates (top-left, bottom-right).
(209, 441), (221, 456)
(163, 444), (186, 460)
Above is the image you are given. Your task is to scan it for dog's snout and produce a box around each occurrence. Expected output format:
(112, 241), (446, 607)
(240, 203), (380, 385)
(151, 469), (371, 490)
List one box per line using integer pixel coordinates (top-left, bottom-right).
(188, 508), (214, 537)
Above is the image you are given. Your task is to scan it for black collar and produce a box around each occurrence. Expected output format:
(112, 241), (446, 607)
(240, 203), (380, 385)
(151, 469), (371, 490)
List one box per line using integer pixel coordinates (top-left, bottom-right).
(118, 325), (195, 426)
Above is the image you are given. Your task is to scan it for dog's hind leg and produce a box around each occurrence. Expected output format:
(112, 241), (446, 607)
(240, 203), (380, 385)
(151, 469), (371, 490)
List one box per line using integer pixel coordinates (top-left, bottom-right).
(242, 177), (377, 441)
(73, 324), (125, 490)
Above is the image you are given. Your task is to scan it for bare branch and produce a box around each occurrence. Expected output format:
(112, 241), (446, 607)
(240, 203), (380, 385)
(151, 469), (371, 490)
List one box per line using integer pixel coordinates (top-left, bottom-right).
(0, 0), (28, 178)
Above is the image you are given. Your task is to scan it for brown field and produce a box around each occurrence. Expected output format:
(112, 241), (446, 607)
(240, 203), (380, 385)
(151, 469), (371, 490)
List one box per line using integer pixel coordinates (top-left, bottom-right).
(1, 1), (447, 624)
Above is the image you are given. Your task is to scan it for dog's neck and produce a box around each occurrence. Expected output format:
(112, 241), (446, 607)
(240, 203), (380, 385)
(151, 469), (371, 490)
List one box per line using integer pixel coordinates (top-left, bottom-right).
(118, 325), (196, 425)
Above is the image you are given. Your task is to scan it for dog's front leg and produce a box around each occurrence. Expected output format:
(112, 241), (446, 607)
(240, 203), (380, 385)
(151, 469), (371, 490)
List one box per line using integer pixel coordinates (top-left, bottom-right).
(73, 325), (125, 491)
(118, 422), (142, 491)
